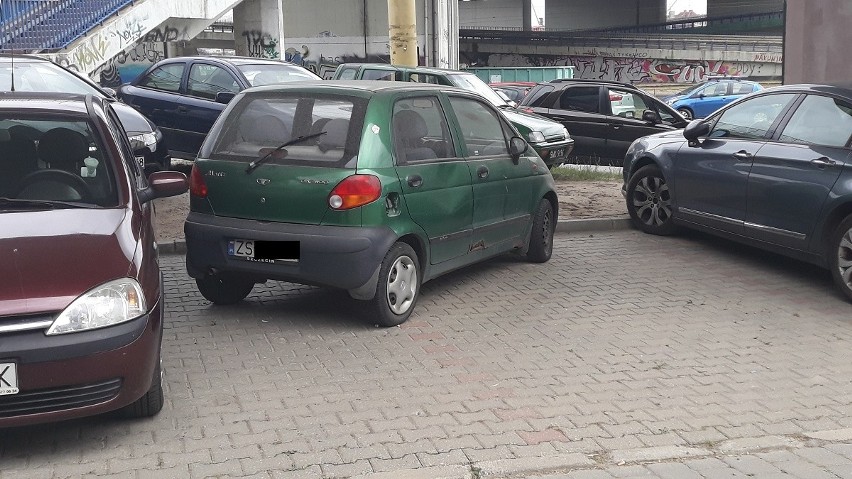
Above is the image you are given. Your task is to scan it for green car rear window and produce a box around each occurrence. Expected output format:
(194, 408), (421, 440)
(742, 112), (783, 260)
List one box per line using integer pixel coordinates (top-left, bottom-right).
(204, 93), (367, 168)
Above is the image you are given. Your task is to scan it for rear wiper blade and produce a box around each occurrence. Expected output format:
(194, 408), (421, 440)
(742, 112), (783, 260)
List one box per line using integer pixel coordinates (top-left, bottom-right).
(0, 197), (92, 210)
(245, 131), (328, 174)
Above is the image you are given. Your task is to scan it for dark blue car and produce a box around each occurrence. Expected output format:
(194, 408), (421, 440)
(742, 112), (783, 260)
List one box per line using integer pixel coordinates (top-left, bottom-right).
(663, 78), (763, 120)
(623, 83), (852, 302)
(117, 56), (320, 159)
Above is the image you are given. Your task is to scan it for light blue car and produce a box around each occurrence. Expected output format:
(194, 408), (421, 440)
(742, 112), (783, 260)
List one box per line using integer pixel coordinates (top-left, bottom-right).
(663, 78), (763, 120)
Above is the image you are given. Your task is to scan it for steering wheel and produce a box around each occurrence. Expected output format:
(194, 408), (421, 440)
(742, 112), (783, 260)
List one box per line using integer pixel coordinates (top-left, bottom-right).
(15, 169), (92, 202)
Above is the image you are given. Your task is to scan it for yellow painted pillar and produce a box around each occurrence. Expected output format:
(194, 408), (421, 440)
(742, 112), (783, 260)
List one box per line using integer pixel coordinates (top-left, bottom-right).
(388, 0), (417, 66)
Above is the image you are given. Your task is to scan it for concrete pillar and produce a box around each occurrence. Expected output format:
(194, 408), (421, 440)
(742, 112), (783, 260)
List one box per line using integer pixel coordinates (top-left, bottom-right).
(428, 0), (459, 69)
(388, 0), (417, 66)
(522, 0), (532, 31)
(784, 0), (852, 84)
(233, 0), (283, 58)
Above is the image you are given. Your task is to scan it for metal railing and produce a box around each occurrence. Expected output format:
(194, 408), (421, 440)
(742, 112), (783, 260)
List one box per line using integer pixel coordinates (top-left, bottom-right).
(0, 0), (133, 52)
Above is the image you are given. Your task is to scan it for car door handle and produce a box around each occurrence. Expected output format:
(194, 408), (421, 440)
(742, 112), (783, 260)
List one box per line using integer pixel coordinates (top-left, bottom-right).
(810, 157), (837, 168)
(732, 150), (753, 161)
(611, 125), (621, 130)
(477, 166), (489, 179)
(177, 105), (189, 113)
(406, 175), (422, 188)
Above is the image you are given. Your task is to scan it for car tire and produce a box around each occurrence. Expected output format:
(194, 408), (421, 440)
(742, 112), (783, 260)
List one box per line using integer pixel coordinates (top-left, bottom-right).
(371, 242), (420, 327)
(677, 107), (693, 120)
(829, 215), (852, 302)
(626, 164), (678, 235)
(527, 199), (555, 263)
(196, 274), (254, 305)
(118, 363), (164, 418)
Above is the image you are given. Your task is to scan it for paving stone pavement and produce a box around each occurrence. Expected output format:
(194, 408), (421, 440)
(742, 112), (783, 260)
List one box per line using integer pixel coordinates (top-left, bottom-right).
(2, 229), (852, 479)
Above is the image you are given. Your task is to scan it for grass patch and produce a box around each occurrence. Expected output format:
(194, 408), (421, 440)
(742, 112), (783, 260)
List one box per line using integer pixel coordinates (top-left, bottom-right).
(550, 165), (622, 182)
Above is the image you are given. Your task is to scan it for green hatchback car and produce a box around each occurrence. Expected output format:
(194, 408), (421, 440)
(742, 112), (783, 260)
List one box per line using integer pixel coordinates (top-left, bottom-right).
(184, 81), (558, 326)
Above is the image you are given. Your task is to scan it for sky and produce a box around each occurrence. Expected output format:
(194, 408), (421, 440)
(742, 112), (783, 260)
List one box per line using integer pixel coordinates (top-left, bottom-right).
(666, 0), (708, 15)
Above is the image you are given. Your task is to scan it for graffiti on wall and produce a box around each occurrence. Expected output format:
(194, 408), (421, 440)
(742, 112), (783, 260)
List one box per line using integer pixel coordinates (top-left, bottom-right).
(242, 30), (279, 58)
(463, 52), (780, 84)
(566, 57), (754, 83)
(48, 4), (160, 74)
(282, 34), (396, 79)
(94, 25), (187, 87)
(283, 45), (347, 79)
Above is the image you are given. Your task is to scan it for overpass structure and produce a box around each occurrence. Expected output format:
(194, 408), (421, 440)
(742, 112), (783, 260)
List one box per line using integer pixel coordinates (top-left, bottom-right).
(0, 0), (844, 86)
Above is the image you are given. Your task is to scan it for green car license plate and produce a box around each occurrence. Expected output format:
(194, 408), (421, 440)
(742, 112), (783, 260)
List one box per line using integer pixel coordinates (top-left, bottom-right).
(228, 239), (299, 262)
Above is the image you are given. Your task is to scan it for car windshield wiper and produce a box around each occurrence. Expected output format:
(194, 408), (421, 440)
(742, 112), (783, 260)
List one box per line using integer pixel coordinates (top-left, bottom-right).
(245, 131), (328, 174)
(0, 197), (92, 210)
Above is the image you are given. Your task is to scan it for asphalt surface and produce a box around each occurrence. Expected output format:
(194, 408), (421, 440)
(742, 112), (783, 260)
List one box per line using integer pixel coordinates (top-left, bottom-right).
(2, 228), (852, 478)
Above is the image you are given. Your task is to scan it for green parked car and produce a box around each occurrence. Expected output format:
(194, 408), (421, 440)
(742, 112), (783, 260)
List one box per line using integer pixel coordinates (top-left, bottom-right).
(184, 81), (559, 326)
(332, 63), (575, 168)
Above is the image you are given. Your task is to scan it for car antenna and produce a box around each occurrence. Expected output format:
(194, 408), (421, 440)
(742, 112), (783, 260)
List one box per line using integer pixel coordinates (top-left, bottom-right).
(8, 42), (15, 91)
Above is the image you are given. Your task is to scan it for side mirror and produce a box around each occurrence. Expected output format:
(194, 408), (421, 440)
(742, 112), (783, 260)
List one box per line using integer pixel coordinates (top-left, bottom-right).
(683, 119), (711, 146)
(129, 137), (147, 153)
(642, 109), (661, 124)
(138, 171), (188, 203)
(508, 136), (528, 163)
(215, 91), (236, 104)
(101, 87), (117, 98)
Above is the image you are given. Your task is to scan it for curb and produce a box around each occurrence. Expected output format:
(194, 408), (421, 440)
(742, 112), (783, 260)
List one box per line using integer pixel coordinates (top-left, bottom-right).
(555, 216), (633, 234)
(157, 218), (634, 256)
(158, 240), (187, 256)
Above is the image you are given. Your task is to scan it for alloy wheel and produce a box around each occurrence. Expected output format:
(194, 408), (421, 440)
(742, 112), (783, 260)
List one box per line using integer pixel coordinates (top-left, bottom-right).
(633, 176), (672, 227)
(838, 225), (852, 291)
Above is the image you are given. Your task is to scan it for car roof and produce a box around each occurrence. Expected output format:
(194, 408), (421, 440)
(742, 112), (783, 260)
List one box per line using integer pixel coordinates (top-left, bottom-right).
(760, 83), (852, 99)
(337, 63), (475, 76)
(166, 55), (301, 67)
(0, 91), (98, 114)
(705, 76), (754, 82)
(490, 82), (537, 87)
(546, 78), (639, 90)
(245, 79), (472, 95)
(0, 54), (52, 63)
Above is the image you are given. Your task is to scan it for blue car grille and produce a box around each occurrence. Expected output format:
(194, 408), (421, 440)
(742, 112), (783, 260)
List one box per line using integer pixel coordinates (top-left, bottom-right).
(0, 379), (122, 417)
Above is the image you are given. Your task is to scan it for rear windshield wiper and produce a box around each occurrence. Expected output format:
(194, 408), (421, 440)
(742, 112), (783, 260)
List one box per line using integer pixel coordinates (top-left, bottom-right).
(0, 197), (93, 210)
(245, 131), (328, 174)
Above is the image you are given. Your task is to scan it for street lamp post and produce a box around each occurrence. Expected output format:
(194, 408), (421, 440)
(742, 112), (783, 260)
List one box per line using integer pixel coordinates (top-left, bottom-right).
(388, 0), (417, 66)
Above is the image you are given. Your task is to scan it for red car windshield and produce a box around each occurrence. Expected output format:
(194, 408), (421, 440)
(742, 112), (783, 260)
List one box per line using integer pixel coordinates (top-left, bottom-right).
(0, 118), (118, 208)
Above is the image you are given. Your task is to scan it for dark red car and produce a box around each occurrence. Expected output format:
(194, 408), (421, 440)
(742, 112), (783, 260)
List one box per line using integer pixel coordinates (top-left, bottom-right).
(0, 92), (187, 427)
(489, 81), (537, 103)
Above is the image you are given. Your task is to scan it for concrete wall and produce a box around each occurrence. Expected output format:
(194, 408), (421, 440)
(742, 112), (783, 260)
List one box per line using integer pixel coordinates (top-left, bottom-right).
(459, 0), (525, 28)
(707, 0), (783, 17)
(233, 0), (281, 57)
(546, 0), (665, 30)
(784, 0), (852, 84)
(279, 0), (431, 78)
